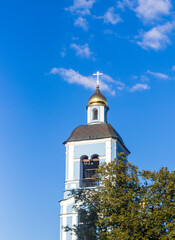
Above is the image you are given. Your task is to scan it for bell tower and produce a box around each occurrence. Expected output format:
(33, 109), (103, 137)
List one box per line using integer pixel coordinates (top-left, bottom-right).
(59, 72), (130, 240)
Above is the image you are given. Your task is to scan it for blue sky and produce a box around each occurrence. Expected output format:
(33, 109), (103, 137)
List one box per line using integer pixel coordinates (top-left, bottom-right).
(0, 0), (175, 239)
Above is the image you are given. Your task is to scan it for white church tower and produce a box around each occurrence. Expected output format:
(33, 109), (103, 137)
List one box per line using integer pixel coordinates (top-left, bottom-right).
(59, 72), (130, 240)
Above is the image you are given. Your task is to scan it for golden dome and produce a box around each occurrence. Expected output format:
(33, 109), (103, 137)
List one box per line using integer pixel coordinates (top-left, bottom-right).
(87, 85), (108, 108)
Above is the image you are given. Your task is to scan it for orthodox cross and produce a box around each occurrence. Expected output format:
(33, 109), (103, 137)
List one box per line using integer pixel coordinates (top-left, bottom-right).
(93, 71), (103, 86)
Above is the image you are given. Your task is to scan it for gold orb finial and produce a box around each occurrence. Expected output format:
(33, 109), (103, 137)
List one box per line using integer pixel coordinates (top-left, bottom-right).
(87, 85), (108, 108)
(87, 71), (108, 108)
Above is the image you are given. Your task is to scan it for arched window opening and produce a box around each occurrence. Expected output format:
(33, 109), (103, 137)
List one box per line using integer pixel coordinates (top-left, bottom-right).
(81, 154), (99, 187)
(91, 154), (99, 160)
(80, 155), (88, 161)
(92, 108), (98, 120)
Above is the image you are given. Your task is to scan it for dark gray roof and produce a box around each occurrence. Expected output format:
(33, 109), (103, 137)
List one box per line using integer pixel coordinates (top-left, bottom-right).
(64, 123), (130, 153)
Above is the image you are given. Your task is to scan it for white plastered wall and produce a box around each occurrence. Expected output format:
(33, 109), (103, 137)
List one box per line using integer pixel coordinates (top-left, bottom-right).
(106, 140), (112, 163)
(87, 105), (106, 124)
(66, 138), (116, 164)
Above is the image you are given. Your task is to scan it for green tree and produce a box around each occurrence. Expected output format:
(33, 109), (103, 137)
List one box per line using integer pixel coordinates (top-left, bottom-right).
(140, 168), (175, 239)
(66, 153), (175, 240)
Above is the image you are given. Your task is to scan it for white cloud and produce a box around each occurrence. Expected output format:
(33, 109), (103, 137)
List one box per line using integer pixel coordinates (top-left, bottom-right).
(50, 68), (128, 95)
(50, 68), (127, 95)
(104, 7), (122, 25)
(172, 65), (175, 71)
(136, 0), (171, 22)
(117, 0), (136, 10)
(74, 17), (88, 30)
(65, 0), (95, 15)
(147, 70), (169, 79)
(50, 68), (153, 94)
(70, 43), (93, 58)
(101, 74), (125, 90)
(50, 68), (97, 89)
(137, 22), (174, 50)
(117, 0), (171, 22)
(141, 75), (150, 82)
(129, 83), (150, 92)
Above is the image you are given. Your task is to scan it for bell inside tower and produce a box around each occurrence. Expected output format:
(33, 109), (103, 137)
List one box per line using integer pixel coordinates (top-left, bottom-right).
(80, 154), (99, 187)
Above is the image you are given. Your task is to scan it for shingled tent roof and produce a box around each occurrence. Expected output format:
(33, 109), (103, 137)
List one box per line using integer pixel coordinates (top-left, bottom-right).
(64, 123), (130, 153)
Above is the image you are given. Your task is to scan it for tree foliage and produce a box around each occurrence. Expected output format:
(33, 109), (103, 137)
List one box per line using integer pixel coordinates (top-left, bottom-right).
(67, 153), (175, 240)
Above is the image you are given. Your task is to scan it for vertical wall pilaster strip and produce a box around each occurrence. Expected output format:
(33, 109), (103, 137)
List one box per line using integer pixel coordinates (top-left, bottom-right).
(87, 107), (90, 124)
(62, 215), (67, 240)
(60, 217), (63, 240)
(66, 146), (68, 181)
(69, 145), (74, 180)
(100, 106), (104, 122)
(72, 214), (78, 240)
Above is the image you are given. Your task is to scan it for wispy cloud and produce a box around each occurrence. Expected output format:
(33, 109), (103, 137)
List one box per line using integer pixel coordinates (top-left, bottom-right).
(103, 29), (114, 35)
(117, 0), (135, 10)
(65, 0), (95, 15)
(129, 83), (150, 92)
(141, 75), (150, 82)
(50, 68), (127, 95)
(60, 48), (66, 58)
(104, 7), (122, 25)
(94, 7), (122, 25)
(172, 65), (175, 71)
(70, 43), (93, 58)
(101, 74), (125, 90)
(137, 22), (174, 50)
(135, 0), (172, 22)
(50, 68), (153, 94)
(74, 17), (89, 30)
(147, 70), (169, 79)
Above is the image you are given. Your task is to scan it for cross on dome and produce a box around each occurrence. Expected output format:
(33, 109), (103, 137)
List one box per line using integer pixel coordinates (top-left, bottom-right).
(93, 71), (103, 87)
